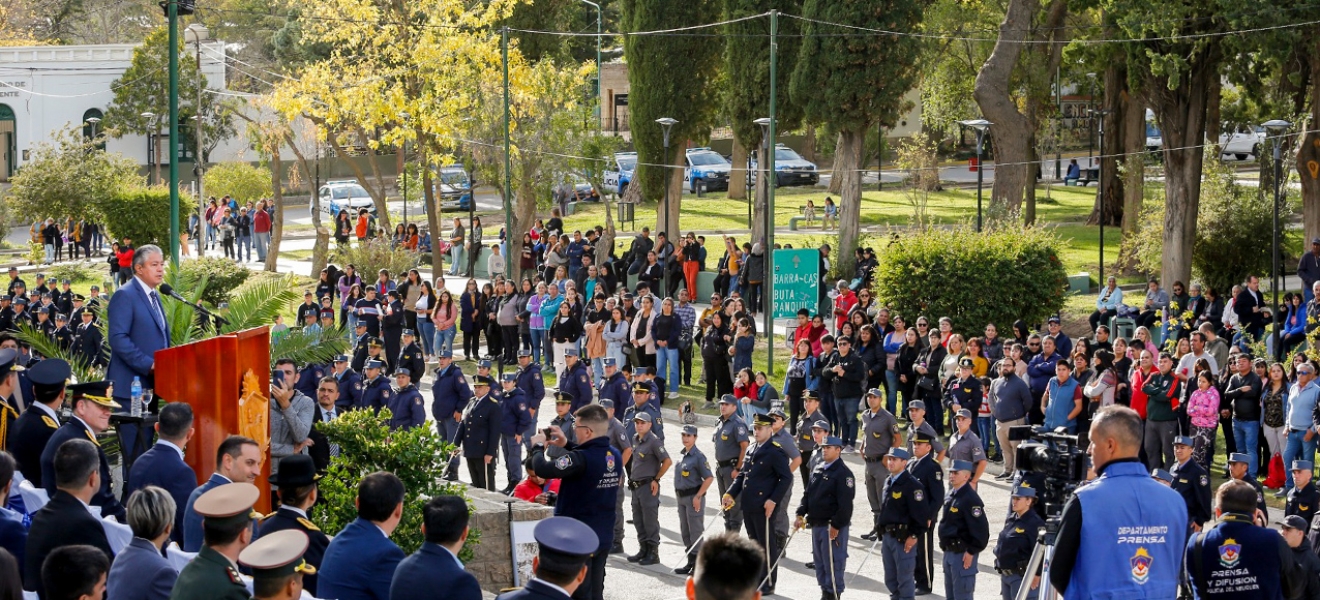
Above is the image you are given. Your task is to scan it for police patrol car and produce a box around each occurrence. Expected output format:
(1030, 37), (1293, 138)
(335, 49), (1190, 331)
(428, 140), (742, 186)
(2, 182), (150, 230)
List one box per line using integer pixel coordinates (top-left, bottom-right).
(683, 147), (732, 193)
(750, 143), (819, 187)
(315, 180), (376, 218)
(602, 152), (638, 195)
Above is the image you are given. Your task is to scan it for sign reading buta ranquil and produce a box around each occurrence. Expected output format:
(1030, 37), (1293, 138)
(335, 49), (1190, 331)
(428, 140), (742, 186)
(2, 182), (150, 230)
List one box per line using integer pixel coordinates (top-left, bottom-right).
(772, 248), (819, 320)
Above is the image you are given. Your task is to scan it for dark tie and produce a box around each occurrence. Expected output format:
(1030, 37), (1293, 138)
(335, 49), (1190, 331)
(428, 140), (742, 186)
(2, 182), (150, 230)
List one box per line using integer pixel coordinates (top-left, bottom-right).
(325, 409), (340, 456)
(149, 290), (165, 333)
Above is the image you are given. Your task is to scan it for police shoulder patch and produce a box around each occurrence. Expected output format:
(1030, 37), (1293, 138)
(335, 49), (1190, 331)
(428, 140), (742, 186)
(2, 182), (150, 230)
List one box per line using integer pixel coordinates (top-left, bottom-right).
(972, 506), (983, 518)
(383, 390), (391, 397)
(355, 383), (362, 390)
(737, 427), (747, 436)
(1199, 475), (1208, 487)
(846, 477), (854, 488)
(935, 471), (943, 480)
(415, 397), (423, 405)
(535, 373), (542, 380)
(555, 455), (572, 470)
(297, 517), (321, 532)
(914, 489), (923, 501)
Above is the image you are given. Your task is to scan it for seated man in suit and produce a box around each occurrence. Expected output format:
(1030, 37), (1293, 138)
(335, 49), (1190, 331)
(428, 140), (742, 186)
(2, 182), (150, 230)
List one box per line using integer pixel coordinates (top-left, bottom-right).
(38, 380), (124, 520)
(126, 403), (197, 545)
(257, 455), (329, 596)
(318, 471), (406, 600)
(0, 451), (26, 571)
(182, 436), (262, 552)
(108, 486), (180, 600)
(6, 353), (64, 488)
(41, 544), (111, 600)
(23, 439), (114, 596)
(390, 495), (481, 600)
(106, 244), (170, 469)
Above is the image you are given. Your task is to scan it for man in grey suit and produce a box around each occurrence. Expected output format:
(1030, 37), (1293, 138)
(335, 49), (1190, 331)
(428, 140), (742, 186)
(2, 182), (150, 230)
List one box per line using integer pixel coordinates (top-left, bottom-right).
(108, 486), (180, 600)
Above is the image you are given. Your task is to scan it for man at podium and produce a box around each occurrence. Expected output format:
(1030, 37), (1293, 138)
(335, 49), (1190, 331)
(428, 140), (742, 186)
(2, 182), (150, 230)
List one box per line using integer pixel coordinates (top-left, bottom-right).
(107, 244), (171, 469)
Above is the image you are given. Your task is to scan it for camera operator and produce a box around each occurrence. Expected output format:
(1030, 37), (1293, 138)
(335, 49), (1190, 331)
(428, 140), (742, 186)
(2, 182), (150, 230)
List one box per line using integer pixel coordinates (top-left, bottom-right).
(1050, 405), (1187, 598)
(1184, 479), (1301, 600)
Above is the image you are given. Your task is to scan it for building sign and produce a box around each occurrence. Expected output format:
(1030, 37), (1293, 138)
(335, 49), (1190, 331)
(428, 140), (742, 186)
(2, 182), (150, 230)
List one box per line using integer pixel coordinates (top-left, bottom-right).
(772, 248), (819, 320)
(0, 81), (26, 98)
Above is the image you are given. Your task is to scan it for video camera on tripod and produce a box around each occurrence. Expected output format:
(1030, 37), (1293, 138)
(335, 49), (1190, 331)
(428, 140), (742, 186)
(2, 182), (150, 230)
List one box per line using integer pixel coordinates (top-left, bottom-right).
(1007, 425), (1089, 600)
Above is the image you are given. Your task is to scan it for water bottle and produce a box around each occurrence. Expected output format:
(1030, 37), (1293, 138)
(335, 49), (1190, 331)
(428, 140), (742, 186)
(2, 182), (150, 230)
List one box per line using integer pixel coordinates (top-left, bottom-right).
(130, 376), (143, 418)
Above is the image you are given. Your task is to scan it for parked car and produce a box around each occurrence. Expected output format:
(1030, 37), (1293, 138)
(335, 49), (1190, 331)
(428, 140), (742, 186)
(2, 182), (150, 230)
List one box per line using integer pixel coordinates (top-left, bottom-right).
(1145, 109), (1162, 154)
(437, 166), (473, 211)
(602, 152), (637, 195)
(554, 176), (601, 204)
(316, 180), (376, 218)
(684, 147), (732, 193)
(750, 144), (819, 187)
(1219, 124), (1264, 160)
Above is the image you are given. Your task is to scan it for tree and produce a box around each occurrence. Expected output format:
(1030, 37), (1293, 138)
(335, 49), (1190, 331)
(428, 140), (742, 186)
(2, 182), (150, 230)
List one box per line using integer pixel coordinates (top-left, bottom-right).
(202, 162), (273, 205)
(104, 26), (235, 162)
(5, 126), (142, 222)
(791, 0), (926, 278)
(621, 0), (723, 235)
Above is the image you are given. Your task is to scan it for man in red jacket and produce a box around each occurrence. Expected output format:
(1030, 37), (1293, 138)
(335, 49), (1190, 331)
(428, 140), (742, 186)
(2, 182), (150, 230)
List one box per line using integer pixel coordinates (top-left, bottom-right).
(253, 200), (273, 262)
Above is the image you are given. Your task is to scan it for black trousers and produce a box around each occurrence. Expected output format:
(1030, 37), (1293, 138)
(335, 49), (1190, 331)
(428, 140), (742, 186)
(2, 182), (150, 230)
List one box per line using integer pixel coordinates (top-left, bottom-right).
(743, 506), (779, 589)
(705, 355), (732, 402)
(572, 548), (609, 600)
(465, 456), (496, 491)
(501, 325), (519, 366)
(463, 327), (482, 359)
(915, 528), (934, 590)
(679, 345), (693, 386)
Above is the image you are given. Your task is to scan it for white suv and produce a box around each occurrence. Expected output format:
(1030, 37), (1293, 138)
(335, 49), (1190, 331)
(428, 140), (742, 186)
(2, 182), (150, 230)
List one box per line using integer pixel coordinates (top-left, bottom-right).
(316, 180), (376, 219)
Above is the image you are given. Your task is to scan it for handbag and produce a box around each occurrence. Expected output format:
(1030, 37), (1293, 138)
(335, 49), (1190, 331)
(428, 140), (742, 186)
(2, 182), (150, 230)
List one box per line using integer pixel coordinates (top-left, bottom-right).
(678, 328), (693, 351)
(917, 375), (937, 393)
(1265, 452), (1286, 489)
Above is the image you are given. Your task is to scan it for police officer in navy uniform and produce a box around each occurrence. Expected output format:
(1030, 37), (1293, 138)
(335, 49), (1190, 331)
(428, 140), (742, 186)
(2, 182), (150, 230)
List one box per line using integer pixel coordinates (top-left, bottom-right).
(905, 400), (945, 461)
(1169, 435), (1212, 532)
(72, 307), (104, 368)
(350, 321), (371, 373)
(397, 329), (425, 383)
(597, 358), (629, 410)
(938, 459), (989, 600)
(550, 391), (577, 445)
(258, 454), (329, 595)
(1184, 478), (1301, 600)
(359, 359), (390, 412)
(499, 372), (533, 494)
(1287, 459), (1319, 526)
(712, 394), (749, 533)
(294, 360), (326, 400)
(432, 350), (472, 482)
(496, 517), (600, 600)
(908, 430), (945, 595)
(994, 486), (1045, 600)
(0, 296), (13, 332)
(38, 379), (124, 520)
(599, 398), (632, 554)
(385, 368), (426, 430)
(528, 405), (622, 600)
(51, 314), (72, 353)
(622, 383), (663, 441)
(6, 355), (63, 486)
(560, 348), (594, 412)
(516, 349), (546, 450)
(458, 374), (502, 491)
(1227, 452), (1269, 525)
(797, 391), (827, 489)
(365, 336), (391, 375)
(722, 413), (793, 595)
(476, 359), (502, 402)
(877, 446), (934, 600)
(330, 354), (363, 412)
(795, 435), (854, 600)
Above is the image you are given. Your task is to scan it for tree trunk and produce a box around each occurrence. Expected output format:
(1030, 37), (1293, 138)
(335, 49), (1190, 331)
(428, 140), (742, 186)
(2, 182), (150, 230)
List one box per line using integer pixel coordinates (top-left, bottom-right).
(827, 132), (843, 194)
(1299, 34), (1320, 244)
(423, 158), (443, 274)
(835, 129), (865, 279)
(1089, 61), (1126, 226)
(802, 124), (818, 164)
(973, 0), (1039, 221)
(266, 151), (284, 273)
(728, 135), (748, 200)
(654, 140), (684, 237)
(1205, 77), (1222, 157)
(1121, 87), (1145, 237)
(598, 191), (616, 267)
(321, 128), (392, 233)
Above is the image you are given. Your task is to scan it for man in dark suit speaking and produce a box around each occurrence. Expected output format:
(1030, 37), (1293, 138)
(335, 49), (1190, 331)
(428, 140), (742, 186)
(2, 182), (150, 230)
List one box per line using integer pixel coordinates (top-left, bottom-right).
(107, 244), (171, 468)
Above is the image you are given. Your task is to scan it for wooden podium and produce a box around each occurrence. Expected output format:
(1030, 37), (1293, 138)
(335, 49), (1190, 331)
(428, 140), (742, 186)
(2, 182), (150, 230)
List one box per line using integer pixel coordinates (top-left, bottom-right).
(154, 326), (272, 511)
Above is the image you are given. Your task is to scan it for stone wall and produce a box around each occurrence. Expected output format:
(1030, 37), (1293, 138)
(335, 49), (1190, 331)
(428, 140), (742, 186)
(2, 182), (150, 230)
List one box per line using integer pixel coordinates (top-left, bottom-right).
(466, 487), (553, 594)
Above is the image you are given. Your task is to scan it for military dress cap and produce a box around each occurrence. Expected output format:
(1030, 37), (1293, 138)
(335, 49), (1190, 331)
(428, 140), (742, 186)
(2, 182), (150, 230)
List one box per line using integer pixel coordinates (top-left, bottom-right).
(1011, 486), (1038, 498)
(402, 329), (415, 337)
(958, 357), (975, 369)
(35, 306), (49, 315)
(681, 425), (698, 436)
(68, 381), (119, 409)
(911, 431), (933, 445)
(1173, 436), (1194, 447)
(27, 359), (70, 390)
(908, 400), (926, 411)
(1284, 515), (1310, 530)
(12, 298), (25, 305)
(811, 420), (830, 431)
(437, 349), (453, 359)
(950, 460), (975, 473)
(472, 374), (494, 387)
(718, 394), (738, 405)
(477, 359), (492, 368)
(71, 294), (85, 302)
(955, 408), (973, 419)
(0, 348), (25, 379)
(553, 390), (573, 404)
(1293, 460), (1315, 471)
(563, 347), (579, 357)
(632, 412), (653, 424)
(752, 413), (775, 427)
(354, 321), (368, 329)
(1229, 453), (1250, 464)
(865, 388), (883, 397)
(395, 368), (412, 378)
(632, 383), (650, 394)
(320, 310), (335, 318)
(364, 359), (385, 370)
(269, 454), (322, 487)
(501, 372), (517, 383)
(886, 447), (912, 460)
(194, 482), (262, 527)
(769, 408), (786, 419)
(89, 285), (99, 291)
(599, 399), (614, 409)
(518, 349), (533, 358)
(534, 517), (599, 566)
(239, 529), (317, 579)
(334, 354), (350, 363)
(821, 436), (844, 448)
(802, 389), (820, 401)
(1151, 469), (1174, 482)
(602, 357), (616, 367)
(367, 337), (383, 348)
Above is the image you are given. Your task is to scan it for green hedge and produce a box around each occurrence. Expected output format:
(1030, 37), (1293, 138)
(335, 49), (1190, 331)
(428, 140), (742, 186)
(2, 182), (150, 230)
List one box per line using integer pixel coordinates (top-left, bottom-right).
(97, 186), (196, 250)
(873, 227), (1068, 331)
(176, 256), (250, 306)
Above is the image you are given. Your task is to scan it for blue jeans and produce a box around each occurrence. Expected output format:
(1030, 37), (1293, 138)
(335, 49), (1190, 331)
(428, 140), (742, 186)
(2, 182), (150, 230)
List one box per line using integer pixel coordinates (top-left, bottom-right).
(656, 347), (680, 393)
(1232, 419), (1260, 479)
(1284, 428), (1317, 490)
(978, 416), (995, 456)
(885, 370), (900, 414)
(835, 396), (860, 447)
(530, 329), (546, 365)
(417, 320), (436, 355)
(237, 233), (251, 261)
(434, 327), (456, 356)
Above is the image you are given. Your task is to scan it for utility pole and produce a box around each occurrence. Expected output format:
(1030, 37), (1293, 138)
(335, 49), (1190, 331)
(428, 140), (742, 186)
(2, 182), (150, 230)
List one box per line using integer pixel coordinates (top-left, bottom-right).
(190, 24), (207, 258)
(167, 0), (181, 265)
(502, 27), (513, 265)
(765, 9), (777, 376)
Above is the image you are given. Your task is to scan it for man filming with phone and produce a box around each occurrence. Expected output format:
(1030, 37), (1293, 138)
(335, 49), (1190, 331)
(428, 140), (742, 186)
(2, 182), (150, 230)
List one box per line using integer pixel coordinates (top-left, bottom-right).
(270, 359), (315, 490)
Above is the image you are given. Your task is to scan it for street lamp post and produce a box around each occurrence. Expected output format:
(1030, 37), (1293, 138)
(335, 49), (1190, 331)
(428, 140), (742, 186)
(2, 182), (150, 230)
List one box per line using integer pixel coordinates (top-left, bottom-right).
(580, 0), (601, 134)
(85, 117), (101, 144)
(142, 112), (160, 185)
(656, 117), (678, 299)
(1091, 109), (1111, 286)
(754, 116), (776, 374)
(400, 111), (411, 228)
(745, 152), (753, 229)
(958, 119), (992, 232)
(1263, 119), (1292, 360)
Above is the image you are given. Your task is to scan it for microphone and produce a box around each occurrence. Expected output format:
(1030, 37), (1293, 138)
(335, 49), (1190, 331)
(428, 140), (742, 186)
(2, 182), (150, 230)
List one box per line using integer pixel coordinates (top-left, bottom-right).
(158, 283), (230, 326)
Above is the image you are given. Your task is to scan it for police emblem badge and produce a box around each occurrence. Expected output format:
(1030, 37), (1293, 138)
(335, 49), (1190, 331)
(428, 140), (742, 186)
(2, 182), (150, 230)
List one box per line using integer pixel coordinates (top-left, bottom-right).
(1218, 539), (1241, 568)
(1130, 547), (1153, 584)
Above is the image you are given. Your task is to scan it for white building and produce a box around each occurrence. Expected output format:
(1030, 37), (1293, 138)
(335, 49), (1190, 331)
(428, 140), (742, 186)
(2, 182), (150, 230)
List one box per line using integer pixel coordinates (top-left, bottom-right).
(0, 25), (253, 182)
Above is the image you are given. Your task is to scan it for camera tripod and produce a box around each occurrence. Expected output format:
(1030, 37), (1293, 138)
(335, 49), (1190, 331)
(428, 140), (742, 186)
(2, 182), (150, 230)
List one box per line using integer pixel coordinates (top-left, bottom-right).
(1015, 517), (1061, 600)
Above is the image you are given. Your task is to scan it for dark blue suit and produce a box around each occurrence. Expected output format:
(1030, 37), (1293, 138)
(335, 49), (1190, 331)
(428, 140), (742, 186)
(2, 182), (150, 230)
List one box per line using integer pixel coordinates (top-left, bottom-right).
(336, 368), (364, 411)
(7, 405), (59, 488)
(126, 442), (197, 545)
(318, 517), (405, 600)
(0, 505), (26, 575)
(389, 542), (482, 600)
(561, 362), (593, 412)
(496, 579), (573, 600)
(181, 473), (229, 552)
(107, 537), (178, 600)
(107, 278), (171, 471)
(39, 418), (124, 520)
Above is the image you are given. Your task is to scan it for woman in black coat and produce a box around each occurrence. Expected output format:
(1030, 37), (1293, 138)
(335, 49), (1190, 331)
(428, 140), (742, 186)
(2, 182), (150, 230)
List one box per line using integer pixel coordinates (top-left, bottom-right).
(856, 324), (886, 392)
(895, 328), (922, 414)
(914, 329), (948, 435)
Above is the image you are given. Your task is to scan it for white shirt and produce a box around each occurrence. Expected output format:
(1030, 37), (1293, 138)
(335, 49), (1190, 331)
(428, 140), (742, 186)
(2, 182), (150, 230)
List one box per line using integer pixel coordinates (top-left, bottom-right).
(283, 505), (308, 519)
(31, 402), (59, 422)
(133, 275), (167, 329)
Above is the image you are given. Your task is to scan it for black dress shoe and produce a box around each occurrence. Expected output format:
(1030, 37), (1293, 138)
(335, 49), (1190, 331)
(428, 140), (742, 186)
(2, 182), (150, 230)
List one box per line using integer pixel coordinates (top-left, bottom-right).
(915, 587), (933, 596)
(609, 543), (625, 554)
(805, 561), (815, 569)
(860, 529), (879, 541)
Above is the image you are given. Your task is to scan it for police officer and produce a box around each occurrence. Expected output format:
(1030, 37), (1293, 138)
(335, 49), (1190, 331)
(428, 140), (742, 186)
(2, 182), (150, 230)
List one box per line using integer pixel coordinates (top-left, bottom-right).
(476, 359), (502, 400)
(768, 407), (802, 544)
(598, 357), (629, 409)
(626, 412), (669, 566)
(943, 357), (983, 432)
(365, 336), (391, 375)
(1287, 459), (1319, 526)
(397, 329), (425, 382)
(51, 313), (72, 352)
(239, 529), (318, 600)
(798, 391), (827, 489)
(457, 374), (502, 491)
(258, 454), (329, 595)
(795, 435), (854, 600)
(948, 409), (987, 487)
(432, 349), (472, 477)
(1184, 479), (1302, 600)
(516, 349), (546, 450)
(385, 368), (426, 430)
(528, 405), (622, 600)
(1170, 435), (1212, 532)
(550, 391), (577, 445)
(0, 296), (12, 332)
(712, 394), (749, 533)
(359, 359), (390, 412)
(906, 400), (945, 461)
(560, 348), (593, 411)
(350, 321), (371, 373)
(877, 447), (934, 600)
(623, 382), (663, 441)
(1228, 452), (1269, 525)
(499, 372), (533, 494)
(722, 413), (793, 595)
(672, 424), (714, 575)
(994, 486), (1045, 600)
(1281, 515), (1320, 600)
(294, 360), (326, 400)
(330, 354), (363, 412)
(859, 387), (901, 542)
(938, 460), (989, 600)
(908, 431), (945, 595)
(72, 307), (103, 368)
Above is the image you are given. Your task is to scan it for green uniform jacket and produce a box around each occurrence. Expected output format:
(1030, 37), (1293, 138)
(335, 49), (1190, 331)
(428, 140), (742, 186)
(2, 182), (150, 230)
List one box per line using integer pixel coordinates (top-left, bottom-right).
(168, 545), (249, 600)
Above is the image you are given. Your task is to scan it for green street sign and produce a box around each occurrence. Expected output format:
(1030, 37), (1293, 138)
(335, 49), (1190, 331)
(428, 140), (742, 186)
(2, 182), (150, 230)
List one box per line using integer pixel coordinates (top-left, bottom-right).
(772, 248), (819, 320)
